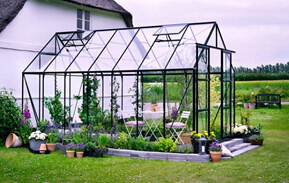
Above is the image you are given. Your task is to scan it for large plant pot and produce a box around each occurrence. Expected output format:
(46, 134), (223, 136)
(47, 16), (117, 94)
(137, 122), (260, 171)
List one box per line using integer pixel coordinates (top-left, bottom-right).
(5, 133), (22, 148)
(191, 139), (215, 154)
(249, 140), (263, 146)
(210, 151), (222, 162)
(30, 139), (46, 151)
(243, 103), (249, 109)
(76, 152), (84, 158)
(46, 143), (56, 152)
(249, 103), (255, 109)
(84, 148), (105, 157)
(150, 104), (159, 111)
(180, 132), (191, 144)
(66, 150), (75, 158)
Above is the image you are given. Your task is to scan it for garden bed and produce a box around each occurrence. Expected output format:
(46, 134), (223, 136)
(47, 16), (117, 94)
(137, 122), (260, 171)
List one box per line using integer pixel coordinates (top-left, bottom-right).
(107, 148), (210, 162)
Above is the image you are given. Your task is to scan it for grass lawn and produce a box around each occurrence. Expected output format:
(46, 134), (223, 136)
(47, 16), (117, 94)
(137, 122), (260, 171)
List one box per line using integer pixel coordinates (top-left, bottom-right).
(1, 106), (289, 183)
(236, 80), (289, 101)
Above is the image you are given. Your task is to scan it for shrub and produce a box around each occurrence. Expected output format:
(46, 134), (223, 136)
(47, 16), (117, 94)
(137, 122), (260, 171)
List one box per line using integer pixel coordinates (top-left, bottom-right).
(98, 135), (109, 149)
(154, 137), (176, 152)
(0, 88), (22, 146)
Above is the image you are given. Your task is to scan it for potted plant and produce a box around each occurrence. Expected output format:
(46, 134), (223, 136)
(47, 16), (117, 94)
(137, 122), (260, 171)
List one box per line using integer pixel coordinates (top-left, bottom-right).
(75, 143), (85, 158)
(209, 141), (222, 162)
(28, 130), (47, 151)
(191, 131), (216, 153)
(66, 142), (76, 158)
(98, 135), (109, 157)
(242, 94), (250, 109)
(249, 134), (264, 146)
(46, 132), (58, 152)
(248, 93), (256, 109)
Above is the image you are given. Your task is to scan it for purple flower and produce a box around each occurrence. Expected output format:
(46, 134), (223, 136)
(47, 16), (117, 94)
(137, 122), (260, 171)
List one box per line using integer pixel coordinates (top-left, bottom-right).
(170, 107), (178, 120)
(20, 119), (24, 125)
(23, 109), (31, 119)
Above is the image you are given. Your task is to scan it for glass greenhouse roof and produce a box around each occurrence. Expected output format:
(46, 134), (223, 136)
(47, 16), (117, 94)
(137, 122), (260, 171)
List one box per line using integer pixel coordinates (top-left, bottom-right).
(24, 22), (228, 73)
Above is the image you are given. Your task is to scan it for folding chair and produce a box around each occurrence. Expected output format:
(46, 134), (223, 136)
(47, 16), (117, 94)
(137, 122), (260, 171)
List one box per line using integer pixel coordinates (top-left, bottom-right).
(120, 110), (146, 137)
(165, 111), (190, 144)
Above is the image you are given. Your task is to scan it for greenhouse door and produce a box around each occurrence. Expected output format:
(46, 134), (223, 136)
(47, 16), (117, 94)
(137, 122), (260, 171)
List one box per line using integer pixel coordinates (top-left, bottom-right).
(196, 45), (210, 133)
(221, 50), (233, 137)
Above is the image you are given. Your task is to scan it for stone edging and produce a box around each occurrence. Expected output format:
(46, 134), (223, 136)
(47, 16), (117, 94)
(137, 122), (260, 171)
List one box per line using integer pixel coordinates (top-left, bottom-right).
(107, 148), (210, 162)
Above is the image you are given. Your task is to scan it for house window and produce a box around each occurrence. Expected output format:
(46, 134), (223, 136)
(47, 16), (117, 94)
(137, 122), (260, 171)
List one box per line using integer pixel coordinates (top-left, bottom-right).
(77, 9), (90, 31)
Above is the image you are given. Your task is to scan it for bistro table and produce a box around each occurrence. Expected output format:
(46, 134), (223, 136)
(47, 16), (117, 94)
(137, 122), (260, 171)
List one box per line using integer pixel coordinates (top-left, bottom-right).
(141, 110), (164, 140)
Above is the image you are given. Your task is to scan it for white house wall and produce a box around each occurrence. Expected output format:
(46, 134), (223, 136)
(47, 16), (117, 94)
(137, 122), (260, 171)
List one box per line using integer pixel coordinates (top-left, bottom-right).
(0, 0), (127, 97)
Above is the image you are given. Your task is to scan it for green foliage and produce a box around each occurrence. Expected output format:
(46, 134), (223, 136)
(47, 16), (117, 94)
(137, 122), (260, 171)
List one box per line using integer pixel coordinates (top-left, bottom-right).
(44, 90), (71, 127)
(110, 76), (120, 122)
(71, 132), (82, 144)
(46, 132), (58, 143)
(78, 76), (109, 131)
(154, 137), (176, 152)
(144, 84), (163, 104)
(116, 132), (128, 149)
(1, 106), (289, 182)
(37, 119), (48, 132)
(240, 108), (252, 126)
(235, 73), (289, 81)
(98, 135), (109, 149)
(0, 88), (22, 146)
(85, 141), (97, 151)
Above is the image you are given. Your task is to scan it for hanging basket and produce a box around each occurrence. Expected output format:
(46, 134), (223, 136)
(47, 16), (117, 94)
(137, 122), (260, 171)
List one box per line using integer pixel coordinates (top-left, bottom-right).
(5, 133), (22, 148)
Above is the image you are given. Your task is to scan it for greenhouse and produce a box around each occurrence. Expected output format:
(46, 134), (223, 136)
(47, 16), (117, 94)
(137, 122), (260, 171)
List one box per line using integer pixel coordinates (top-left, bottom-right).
(22, 21), (235, 142)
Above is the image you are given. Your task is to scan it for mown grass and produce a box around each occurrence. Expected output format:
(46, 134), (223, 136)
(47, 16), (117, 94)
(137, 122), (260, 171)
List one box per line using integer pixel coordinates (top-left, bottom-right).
(1, 106), (289, 183)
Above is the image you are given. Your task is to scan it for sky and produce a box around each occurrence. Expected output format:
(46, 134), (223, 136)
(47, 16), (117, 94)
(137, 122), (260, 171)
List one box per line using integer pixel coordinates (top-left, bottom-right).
(116, 0), (289, 68)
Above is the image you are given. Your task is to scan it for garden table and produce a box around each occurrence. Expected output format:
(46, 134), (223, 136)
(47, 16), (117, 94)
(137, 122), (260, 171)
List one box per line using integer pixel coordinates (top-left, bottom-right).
(141, 111), (164, 140)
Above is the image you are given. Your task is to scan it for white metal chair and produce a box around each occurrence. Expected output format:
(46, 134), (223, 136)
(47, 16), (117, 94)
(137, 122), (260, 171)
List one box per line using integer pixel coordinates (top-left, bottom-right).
(120, 110), (146, 137)
(165, 111), (190, 144)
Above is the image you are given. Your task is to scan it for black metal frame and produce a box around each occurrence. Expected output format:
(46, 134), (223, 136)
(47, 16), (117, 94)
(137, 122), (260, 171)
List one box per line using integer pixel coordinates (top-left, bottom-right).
(22, 22), (235, 139)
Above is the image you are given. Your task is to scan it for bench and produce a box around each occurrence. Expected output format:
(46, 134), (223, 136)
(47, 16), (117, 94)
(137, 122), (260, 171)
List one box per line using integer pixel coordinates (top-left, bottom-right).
(255, 94), (281, 109)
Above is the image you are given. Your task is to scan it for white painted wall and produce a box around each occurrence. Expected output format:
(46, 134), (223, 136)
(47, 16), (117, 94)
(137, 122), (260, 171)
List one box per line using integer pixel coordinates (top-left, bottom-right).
(0, 0), (127, 97)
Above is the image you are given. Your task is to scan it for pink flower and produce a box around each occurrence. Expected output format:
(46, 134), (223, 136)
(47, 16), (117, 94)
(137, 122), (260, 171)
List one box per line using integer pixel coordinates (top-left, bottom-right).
(249, 126), (253, 129)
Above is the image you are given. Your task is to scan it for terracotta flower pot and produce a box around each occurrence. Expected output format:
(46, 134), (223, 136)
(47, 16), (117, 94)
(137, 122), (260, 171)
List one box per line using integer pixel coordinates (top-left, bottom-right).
(179, 132), (191, 144)
(66, 150), (75, 158)
(210, 151), (222, 162)
(5, 133), (22, 148)
(76, 151), (84, 158)
(46, 143), (57, 152)
(39, 144), (47, 154)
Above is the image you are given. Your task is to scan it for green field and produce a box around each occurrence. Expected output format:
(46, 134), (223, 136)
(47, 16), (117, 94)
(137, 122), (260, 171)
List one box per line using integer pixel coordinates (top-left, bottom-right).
(236, 80), (289, 101)
(1, 105), (289, 183)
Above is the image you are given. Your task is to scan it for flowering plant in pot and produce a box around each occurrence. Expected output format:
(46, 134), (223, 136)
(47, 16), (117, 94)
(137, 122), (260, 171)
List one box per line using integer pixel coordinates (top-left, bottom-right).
(66, 142), (76, 158)
(191, 131), (216, 153)
(75, 143), (85, 158)
(46, 132), (59, 152)
(28, 130), (47, 151)
(209, 141), (222, 162)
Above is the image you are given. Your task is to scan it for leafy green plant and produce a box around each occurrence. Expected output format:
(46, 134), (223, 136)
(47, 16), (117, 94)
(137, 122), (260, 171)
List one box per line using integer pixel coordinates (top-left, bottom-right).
(0, 88), (23, 146)
(240, 108), (252, 125)
(46, 132), (59, 143)
(44, 90), (72, 127)
(116, 132), (128, 149)
(37, 119), (48, 132)
(154, 137), (176, 152)
(98, 135), (109, 149)
(78, 76), (108, 129)
(71, 132), (82, 144)
(85, 141), (97, 151)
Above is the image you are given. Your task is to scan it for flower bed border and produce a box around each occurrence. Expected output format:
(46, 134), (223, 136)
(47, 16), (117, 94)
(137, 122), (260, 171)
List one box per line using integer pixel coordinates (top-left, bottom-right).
(107, 148), (210, 162)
